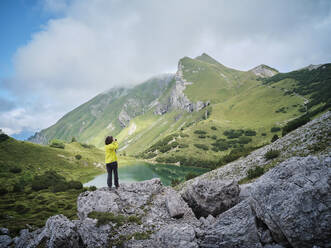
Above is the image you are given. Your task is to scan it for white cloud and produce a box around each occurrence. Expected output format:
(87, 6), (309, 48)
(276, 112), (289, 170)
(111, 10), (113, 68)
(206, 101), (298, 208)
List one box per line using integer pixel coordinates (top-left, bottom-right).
(2, 0), (331, 135)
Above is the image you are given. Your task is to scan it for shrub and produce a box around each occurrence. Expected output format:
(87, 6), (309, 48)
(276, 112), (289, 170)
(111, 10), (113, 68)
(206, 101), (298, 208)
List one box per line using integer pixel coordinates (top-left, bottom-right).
(50, 140), (65, 149)
(185, 172), (199, 181)
(178, 143), (189, 148)
(270, 127), (281, 132)
(223, 129), (243, 139)
(15, 204), (30, 214)
(194, 130), (207, 135)
(180, 133), (189, 138)
(211, 126), (217, 130)
(0, 187), (8, 195)
(264, 149), (280, 160)
(194, 144), (209, 150)
(198, 135), (206, 139)
(13, 183), (24, 193)
(10, 166), (22, 173)
(244, 130), (256, 136)
(238, 136), (252, 144)
(80, 143), (95, 149)
(282, 115), (310, 136)
(75, 154), (82, 160)
(171, 179), (181, 187)
(71, 137), (77, 142)
(261, 133), (267, 136)
(0, 134), (9, 142)
(211, 135), (217, 140)
(247, 167), (264, 179)
(88, 186), (97, 191)
(88, 211), (141, 227)
(159, 145), (172, 153)
(271, 134), (279, 142)
(68, 180), (83, 190)
(51, 183), (69, 193)
(31, 171), (66, 191)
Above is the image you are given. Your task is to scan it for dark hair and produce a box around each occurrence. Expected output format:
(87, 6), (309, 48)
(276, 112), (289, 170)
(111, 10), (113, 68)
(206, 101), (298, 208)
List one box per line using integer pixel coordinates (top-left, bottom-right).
(105, 136), (113, 145)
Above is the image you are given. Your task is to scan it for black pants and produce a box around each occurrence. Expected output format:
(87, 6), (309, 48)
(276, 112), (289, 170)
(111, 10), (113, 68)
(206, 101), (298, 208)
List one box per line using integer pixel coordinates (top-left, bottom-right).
(106, 161), (119, 188)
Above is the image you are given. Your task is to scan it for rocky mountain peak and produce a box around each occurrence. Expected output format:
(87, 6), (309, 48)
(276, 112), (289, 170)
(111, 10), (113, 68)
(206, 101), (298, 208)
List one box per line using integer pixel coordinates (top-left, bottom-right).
(250, 64), (278, 78)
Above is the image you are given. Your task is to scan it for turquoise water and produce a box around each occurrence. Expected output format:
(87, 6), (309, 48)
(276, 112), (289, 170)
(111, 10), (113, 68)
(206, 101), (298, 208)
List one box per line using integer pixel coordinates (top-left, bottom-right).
(84, 161), (209, 187)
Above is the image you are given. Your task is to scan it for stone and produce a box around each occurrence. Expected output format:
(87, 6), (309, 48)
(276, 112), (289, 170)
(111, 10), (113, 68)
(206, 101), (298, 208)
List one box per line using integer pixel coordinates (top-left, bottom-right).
(0, 229), (8, 236)
(181, 179), (240, 218)
(0, 235), (12, 248)
(154, 223), (198, 248)
(74, 218), (111, 248)
(77, 189), (120, 220)
(38, 214), (81, 248)
(200, 200), (263, 248)
(250, 155), (331, 248)
(165, 189), (185, 218)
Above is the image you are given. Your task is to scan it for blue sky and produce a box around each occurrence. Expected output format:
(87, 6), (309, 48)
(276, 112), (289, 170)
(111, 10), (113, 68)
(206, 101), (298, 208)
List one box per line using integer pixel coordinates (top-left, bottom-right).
(0, 0), (330, 140)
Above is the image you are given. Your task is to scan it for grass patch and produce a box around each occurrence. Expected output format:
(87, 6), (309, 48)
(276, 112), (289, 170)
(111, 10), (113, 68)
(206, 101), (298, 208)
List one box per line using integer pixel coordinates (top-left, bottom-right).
(264, 149), (280, 160)
(87, 211), (142, 227)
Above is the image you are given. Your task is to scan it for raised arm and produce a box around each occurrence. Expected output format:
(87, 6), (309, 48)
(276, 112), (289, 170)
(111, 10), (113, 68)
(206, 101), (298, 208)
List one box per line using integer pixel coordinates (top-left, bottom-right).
(107, 140), (118, 151)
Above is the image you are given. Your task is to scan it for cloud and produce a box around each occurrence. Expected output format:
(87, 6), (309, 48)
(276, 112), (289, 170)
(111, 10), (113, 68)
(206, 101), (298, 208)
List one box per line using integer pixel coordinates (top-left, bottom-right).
(0, 97), (15, 112)
(2, 0), (331, 135)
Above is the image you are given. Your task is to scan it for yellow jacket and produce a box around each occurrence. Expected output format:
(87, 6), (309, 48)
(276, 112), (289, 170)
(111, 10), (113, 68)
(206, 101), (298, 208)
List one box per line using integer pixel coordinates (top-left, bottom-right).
(105, 141), (118, 164)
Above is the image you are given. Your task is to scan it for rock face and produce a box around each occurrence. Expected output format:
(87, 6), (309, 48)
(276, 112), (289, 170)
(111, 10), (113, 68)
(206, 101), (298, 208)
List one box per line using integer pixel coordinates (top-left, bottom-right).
(165, 189), (186, 218)
(181, 179), (240, 218)
(250, 155), (331, 248)
(154, 223), (198, 248)
(201, 155), (331, 248)
(250, 64), (278, 78)
(154, 61), (209, 115)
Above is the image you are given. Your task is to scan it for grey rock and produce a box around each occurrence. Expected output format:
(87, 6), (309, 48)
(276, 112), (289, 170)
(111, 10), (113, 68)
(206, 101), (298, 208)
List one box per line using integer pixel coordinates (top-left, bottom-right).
(0, 228), (8, 236)
(250, 155), (331, 248)
(154, 223), (198, 248)
(250, 64), (278, 78)
(119, 109), (131, 127)
(239, 183), (253, 202)
(200, 200), (263, 248)
(74, 218), (111, 248)
(263, 245), (285, 248)
(165, 189), (185, 218)
(38, 214), (81, 248)
(181, 179), (240, 218)
(77, 189), (120, 219)
(0, 235), (12, 248)
(14, 228), (44, 248)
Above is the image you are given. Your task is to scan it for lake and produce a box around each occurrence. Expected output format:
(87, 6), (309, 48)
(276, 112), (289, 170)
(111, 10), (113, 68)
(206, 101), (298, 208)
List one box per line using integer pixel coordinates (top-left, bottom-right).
(84, 161), (209, 187)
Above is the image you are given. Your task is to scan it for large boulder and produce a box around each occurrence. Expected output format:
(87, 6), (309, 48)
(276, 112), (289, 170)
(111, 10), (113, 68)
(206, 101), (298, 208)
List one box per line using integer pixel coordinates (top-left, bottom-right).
(154, 223), (198, 248)
(200, 200), (263, 248)
(181, 179), (240, 218)
(38, 214), (81, 248)
(77, 178), (163, 219)
(165, 189), (186, 218)
(0, 235), (12, 248)
(74, 218), (111, 248)
(250, 156), (331, 248)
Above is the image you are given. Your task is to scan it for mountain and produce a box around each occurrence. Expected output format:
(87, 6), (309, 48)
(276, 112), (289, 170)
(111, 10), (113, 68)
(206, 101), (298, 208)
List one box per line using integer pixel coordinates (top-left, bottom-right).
(28, 54), (331, 167)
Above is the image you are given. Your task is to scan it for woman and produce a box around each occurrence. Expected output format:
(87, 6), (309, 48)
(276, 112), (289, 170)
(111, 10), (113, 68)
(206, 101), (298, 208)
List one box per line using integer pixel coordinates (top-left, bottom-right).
(105, 136), (119, 189)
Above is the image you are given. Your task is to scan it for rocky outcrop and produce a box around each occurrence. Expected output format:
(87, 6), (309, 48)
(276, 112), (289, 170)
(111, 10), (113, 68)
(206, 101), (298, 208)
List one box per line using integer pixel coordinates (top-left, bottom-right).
(250, 64), (278, 78)
(154, 223), (198, 248)
(181, 179), (240, 218)
(118, 109), (131, 128)
(27, 131), (48, 145)
(250, 155), (331, 248)
(201, 155), (331, 248)
(165, 189), (186, 218)
(154, 62), (210, 115)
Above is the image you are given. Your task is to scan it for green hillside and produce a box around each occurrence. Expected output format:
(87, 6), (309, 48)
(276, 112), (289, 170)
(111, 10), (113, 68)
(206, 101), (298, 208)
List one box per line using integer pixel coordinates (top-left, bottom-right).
(0, 135), (105, 234)
(28, 54), (330, 169)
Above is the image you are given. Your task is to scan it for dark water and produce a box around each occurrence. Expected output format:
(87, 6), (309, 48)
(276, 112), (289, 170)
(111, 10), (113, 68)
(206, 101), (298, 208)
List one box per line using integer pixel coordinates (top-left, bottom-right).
(84, 161), (209, 187)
